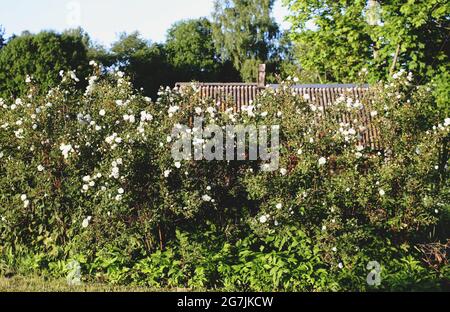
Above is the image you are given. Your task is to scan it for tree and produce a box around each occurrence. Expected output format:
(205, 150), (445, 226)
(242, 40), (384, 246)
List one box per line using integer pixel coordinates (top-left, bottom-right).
(0, 30), (90, 98)
(166, 18), (219, 81)
(284, 0), (450, 83)
(111, 32), (174, 99)
(0, 26), (5, 49)
(166, 18), (240, 82)
(212, 0), (280, 82)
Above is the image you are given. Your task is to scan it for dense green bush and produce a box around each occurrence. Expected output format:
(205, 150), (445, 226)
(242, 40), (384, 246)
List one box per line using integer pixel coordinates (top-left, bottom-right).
(0, 64), (448, 290)
(0, 30), (91, 99)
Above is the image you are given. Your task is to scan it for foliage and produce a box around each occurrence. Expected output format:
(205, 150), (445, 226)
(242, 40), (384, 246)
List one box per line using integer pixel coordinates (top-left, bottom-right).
(110, 32), (174, 100)
(212, 0), (281, 81)
(166, 18), (240, 83)
(0, 30), (91, 99)
(0, 26), (5, 49)
(284, 0), (450, 84)
(0, 65), (448, 291)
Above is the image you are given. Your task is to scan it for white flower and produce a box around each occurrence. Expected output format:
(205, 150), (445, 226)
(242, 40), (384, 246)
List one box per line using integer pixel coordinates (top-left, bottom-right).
(174, 162), (181, 169)
(82, 216), (91, 228)
(164, 169), (172, 178)
(20, 194), (27, 201)
(318, 157), (327, 166)
(68, 71), (80, 82)
(370, 111), (378, 117)
(338, 262), (343, 269)
(23, 199), (30, 208)
(406, 72), (413, 81)
(37, 165), (44, 172)
(166, 136), (172, 143)
(206, 186), (211, 191)
(243, 105), (255, 117)
(59, 143), (74, 159)
(202, 194), (212, 202)
(261, 111), (268, 117)
(276, 203), (282, 209)
(140, 111), (153, 122)
(105, 133), (117, 144)
(322, 225), (327, 231)
(280, 168), (287, 176)
(118, 188), (124, 194)
(116, 71), (125, 78)
(434, 209), (439, 214)
(14, 129), (24, 139)
(379, 189), (385, 196)
(168, 105), (179, 115)
(89, 60), (97, 66)
(297, 149), (303, 155)
(332, 247), (337, 252)
(111, 167), (120, 179)
(444, 118), (450, 127)
(259, 215), (268, 224)
(195, 107), (203, 115)
(115, 100), (124, 106)
(25, 75), (32, 83)
(99, 109), (106, 116)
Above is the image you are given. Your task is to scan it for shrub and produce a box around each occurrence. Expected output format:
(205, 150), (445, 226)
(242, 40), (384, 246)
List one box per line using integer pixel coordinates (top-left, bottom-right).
(0, 64), (448, 290)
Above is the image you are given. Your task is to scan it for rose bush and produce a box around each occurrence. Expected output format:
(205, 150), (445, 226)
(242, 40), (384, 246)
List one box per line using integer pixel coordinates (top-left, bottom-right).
(0, 64), (448, 290)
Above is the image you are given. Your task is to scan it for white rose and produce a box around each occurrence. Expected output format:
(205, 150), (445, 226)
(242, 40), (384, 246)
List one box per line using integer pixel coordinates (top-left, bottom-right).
(318, 157), (327, 166)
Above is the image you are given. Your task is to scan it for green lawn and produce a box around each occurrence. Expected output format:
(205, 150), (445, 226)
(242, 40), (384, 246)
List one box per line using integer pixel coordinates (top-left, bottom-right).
(0, 275), (177, 292)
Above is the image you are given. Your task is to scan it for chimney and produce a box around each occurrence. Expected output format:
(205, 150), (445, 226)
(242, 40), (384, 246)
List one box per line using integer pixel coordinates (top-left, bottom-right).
(258, 64), (266, 88)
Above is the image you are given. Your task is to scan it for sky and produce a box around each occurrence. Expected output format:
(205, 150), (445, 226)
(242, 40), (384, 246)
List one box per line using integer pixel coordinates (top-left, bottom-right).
(0, 0), (291, 47)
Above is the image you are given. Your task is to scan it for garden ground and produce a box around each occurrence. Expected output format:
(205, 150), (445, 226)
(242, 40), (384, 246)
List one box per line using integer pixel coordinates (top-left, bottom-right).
(0, 275), (174, 292)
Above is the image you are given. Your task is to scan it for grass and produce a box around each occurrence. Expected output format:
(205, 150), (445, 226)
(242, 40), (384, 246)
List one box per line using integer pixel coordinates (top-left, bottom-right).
(0, 275), (174, 292)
